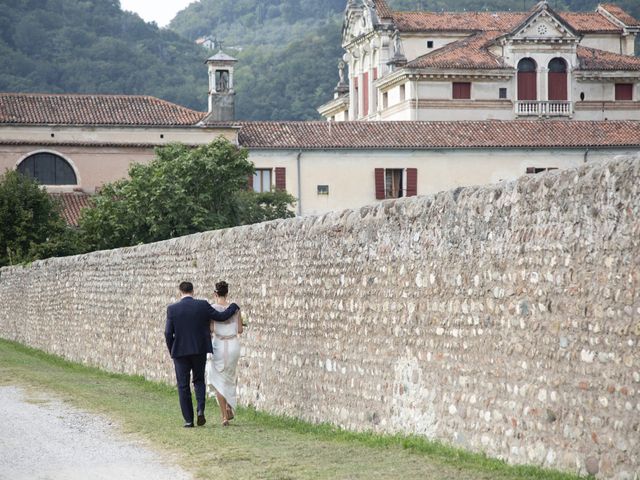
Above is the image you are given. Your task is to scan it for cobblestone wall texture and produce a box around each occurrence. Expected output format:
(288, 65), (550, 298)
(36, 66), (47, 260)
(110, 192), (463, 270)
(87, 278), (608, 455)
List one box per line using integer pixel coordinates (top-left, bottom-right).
(1, 158), (639, 479)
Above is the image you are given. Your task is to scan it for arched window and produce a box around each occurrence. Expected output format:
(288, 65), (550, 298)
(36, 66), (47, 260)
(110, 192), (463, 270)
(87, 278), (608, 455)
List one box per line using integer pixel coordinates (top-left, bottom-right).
(517, 58), (537, 100)
(548, 58), (568, 101)
(17, 152), (77, 185)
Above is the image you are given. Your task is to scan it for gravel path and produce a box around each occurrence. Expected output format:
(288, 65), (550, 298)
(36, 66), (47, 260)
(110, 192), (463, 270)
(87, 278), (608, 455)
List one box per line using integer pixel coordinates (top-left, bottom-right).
(0, 386), (192, 480)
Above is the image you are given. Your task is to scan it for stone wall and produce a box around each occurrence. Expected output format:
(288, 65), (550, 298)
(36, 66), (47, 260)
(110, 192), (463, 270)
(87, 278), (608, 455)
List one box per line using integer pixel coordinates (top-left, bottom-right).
(1, 158), (639, 479)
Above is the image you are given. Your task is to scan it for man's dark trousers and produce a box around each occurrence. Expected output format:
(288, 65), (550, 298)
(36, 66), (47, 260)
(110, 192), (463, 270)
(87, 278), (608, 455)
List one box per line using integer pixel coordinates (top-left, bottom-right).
(174, 353), (207, 424)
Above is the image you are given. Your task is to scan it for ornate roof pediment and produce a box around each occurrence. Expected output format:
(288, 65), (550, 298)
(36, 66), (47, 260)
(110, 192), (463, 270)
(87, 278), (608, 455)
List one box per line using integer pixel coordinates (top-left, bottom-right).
(343, 1), (381, 45)
(505, 3), (579, 42)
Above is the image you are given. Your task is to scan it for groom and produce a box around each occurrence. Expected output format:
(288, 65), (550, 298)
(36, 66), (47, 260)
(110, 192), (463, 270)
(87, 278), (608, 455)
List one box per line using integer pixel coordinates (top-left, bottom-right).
(165, 281), (239, 427)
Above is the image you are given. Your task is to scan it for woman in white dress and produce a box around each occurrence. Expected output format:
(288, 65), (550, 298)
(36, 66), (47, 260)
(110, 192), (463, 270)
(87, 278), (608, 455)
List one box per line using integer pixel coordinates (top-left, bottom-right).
(206, 281), (243, 426)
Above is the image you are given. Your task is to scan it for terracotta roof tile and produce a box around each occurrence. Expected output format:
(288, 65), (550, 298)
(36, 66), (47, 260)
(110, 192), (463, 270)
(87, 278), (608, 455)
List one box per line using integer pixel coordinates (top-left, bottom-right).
(558, 12), (622, 32)
(387, 9), (625, 33)
(577, 45), (640, 70)
(219, 120), (640, 150)
(374, 0), (392, 19)
(406, 32), (507, 70)
(598, 3), (640, 26)
(0, 93), (205, 126)
(391, 11), (526, 32)
(50, 192), (93, 227)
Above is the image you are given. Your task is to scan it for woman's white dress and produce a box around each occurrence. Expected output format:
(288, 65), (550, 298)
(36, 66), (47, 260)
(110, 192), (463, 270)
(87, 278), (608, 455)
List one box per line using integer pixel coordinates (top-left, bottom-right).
(205, 304), (240, 410)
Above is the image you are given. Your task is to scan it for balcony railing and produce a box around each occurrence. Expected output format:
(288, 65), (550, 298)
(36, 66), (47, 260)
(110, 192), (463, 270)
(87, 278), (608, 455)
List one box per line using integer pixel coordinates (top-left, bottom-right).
(516, 101), (572, 117)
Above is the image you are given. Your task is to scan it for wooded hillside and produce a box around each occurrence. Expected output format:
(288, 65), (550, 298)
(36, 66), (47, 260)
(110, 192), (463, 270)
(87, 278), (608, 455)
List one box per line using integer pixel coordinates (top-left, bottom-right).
(0, 0), (637, 120)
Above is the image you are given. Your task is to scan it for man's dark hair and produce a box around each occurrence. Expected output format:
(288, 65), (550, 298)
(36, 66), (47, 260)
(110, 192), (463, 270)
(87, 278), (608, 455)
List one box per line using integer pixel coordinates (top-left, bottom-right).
(179, 281), (194, 294)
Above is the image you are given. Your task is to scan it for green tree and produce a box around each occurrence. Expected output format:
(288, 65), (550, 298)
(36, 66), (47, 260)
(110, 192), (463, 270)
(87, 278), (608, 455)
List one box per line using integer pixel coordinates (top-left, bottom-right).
(78, 138), (296, 251)
(0, 170), (80, 267)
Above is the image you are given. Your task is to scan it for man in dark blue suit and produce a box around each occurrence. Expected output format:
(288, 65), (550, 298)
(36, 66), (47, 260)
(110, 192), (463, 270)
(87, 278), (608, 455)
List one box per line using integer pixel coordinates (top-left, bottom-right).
(165, 281), (239, 427)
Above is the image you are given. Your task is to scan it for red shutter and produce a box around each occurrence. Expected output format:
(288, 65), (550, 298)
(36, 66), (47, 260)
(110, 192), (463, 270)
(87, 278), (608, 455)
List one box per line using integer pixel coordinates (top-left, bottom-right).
(615, 83), (633, 101)
(275, 167), (286, 191)
(248, 174), (254, 191)
(452, 82), (471, 99)
(363, 71), (369, 117)
(518, 72), (537, 100)
(406, 168), (417, 197)
(353, 76), (358, 116)
(375, 168), (385, 200)
(548, 72), (567, 101)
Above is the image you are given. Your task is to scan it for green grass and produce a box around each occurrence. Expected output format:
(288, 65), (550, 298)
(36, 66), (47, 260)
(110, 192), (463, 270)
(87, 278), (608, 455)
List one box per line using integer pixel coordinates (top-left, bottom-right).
(0, 339), (583, 480)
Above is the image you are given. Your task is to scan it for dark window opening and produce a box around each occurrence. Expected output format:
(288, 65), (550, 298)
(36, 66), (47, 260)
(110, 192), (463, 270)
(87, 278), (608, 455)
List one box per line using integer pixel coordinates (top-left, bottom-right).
(215, 70), (230, 92)
(499, 87), (507, 99)
(517, 58), (537, 73)
(18, 152), (77, 185)
(382, 92), (388, 109)
(317, 185), (329, 195)
(385, 169), (404, 198)
(427, 40), (434, 48)
(526, 167), (558, 174)
(548, 58), (567, 73)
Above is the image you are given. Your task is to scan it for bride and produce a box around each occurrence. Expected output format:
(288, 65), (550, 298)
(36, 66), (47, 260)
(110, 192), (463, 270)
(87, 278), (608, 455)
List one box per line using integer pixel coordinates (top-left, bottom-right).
(206, 281), (243, 426)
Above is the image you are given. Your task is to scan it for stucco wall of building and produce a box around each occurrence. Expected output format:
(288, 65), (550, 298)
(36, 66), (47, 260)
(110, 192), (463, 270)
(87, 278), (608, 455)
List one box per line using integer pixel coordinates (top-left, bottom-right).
(0, 127), (238, 192)
(1, 157), (639, 478)
(249, 148), (640, 217)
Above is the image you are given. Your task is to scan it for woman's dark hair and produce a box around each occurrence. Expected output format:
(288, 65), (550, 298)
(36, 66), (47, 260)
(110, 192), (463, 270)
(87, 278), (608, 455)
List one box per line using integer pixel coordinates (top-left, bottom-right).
(215, 281), (229, 297)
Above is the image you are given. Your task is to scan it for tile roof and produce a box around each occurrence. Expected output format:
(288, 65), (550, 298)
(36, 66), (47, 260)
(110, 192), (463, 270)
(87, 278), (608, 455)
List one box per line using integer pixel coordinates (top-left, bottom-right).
(373, 0), (393, 19)
(577, 45), (640, 70)
(0, 93), (205, 126)
(223, 120), (640, 150)
(558, 12), (622, 33)
(391, 11), (526, 32)
(50, 192), (93, 227)
(599, 3), (640, 26)
(387, 9), (627, 34)
(406, 32), (507, 70)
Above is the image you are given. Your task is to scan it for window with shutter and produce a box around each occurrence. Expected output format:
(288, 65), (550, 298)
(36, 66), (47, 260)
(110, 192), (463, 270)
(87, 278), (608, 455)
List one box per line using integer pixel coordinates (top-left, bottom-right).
(517, 58), (537, 100)
(452, 82), (471, 99)
(615, 83), (633, 101)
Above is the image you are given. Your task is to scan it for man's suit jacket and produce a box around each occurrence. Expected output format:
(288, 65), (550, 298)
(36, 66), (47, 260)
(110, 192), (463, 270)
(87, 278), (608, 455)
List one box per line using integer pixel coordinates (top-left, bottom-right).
(165, 296), (238, 359)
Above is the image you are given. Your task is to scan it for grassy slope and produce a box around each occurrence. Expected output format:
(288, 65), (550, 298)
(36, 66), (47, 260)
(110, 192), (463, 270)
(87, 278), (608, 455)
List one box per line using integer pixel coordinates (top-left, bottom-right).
(0, 339), (581, 480)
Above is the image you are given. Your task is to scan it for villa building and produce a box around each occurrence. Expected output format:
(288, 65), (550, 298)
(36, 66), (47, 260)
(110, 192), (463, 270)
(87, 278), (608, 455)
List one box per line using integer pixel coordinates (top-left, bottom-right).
(318, 0), (640, 121)
(1, 18), (639, 223)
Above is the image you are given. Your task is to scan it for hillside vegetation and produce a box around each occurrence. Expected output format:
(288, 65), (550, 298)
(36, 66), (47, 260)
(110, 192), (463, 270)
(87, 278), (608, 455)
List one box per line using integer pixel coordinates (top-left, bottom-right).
(0, 0), (210, 110)
(0, 0), (637, 121)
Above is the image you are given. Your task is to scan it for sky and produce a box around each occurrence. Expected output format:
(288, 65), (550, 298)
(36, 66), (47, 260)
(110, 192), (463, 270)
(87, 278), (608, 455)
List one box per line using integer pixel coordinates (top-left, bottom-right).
(119, 0), (196, 27)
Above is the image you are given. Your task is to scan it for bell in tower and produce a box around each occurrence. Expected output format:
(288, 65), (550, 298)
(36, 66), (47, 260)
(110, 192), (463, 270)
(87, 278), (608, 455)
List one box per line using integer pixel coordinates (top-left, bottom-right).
(205, 50), (238, 121)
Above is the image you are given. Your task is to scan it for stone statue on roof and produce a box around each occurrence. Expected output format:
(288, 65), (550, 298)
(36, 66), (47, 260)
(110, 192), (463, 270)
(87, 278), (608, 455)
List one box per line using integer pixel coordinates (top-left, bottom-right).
(363, 0), (379, 25)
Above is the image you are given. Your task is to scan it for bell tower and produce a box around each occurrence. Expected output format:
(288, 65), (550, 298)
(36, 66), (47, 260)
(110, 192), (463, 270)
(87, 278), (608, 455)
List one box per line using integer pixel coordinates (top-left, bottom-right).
(205, 51), (238, 121)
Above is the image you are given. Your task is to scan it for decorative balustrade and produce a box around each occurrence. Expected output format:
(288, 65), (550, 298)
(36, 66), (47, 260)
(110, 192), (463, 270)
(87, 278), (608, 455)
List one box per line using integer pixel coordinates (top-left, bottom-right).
(516, 101), (572, 117)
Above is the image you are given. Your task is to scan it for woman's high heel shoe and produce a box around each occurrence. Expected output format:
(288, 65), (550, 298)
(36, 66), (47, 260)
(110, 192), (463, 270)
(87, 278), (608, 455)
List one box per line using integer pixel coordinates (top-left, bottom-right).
(222, 418), (230, 427)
